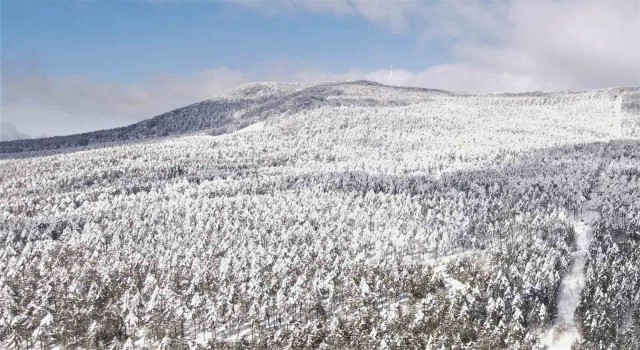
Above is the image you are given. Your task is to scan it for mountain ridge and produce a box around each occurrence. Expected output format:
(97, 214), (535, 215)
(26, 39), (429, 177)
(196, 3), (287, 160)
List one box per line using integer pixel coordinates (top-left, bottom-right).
(1, 80), (638, 158)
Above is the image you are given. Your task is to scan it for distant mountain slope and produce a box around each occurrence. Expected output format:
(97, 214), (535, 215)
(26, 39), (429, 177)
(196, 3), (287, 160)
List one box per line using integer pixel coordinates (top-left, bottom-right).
(1, 81), (638, 157)
(0, 82), (305, 155)
(0, 81), (437, 156)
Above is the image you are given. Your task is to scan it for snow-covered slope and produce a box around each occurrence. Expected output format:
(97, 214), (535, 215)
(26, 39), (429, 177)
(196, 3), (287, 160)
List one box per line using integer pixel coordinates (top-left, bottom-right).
(2, 81), (637, 158)
(1, 82), (639, 349)
(0, 81), (444, 157)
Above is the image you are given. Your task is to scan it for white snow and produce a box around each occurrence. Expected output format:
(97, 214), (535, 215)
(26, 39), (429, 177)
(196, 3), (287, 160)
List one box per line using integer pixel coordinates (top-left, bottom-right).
(542, 154), (607, 349)
(233, 121), (265, 134)
(543, 326), (581, 350)
(4, 85), (636, 349)
(556, 215), (593, 323)
(542, 209), (596, 349)
(614, 94), (623, 138)
(194, 323), (254, 344)
(195, 331), (214, 346)
(431, 254), (473, 293)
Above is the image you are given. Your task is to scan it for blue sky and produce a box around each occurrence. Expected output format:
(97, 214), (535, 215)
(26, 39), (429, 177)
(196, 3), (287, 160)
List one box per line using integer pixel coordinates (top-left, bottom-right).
(2, 1), (447, 81)
(1, 0), (638, 139)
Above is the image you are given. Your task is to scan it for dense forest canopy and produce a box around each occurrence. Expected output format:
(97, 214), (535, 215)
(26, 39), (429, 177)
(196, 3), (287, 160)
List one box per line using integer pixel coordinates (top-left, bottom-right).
(1, 82), (639, 349)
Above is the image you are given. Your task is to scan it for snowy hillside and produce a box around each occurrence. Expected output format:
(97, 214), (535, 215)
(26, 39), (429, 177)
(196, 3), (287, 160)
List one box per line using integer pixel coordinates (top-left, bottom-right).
(0, 81), (446, 157)
(5, 81), (637, 158)
(1, 82), (639, 349)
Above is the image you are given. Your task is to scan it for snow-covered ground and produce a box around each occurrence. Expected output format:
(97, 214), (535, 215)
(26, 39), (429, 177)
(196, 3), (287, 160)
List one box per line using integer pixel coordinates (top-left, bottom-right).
(233, 121), (265, 134)
(542, 147), (610, 349)
(433, 264), (470, 293)
(2, 84), (638, 349)
(542, 209), (597, 349)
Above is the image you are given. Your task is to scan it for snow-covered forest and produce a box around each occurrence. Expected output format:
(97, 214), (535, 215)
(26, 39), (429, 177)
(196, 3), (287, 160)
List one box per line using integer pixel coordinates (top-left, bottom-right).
(1, 82), (639, 349)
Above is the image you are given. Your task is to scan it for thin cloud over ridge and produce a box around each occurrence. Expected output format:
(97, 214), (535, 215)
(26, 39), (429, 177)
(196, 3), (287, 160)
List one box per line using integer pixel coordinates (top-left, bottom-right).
(0, 122), (31, 142)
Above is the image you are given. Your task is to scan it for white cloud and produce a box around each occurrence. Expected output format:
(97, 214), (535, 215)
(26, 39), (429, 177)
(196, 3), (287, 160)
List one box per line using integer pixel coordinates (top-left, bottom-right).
(5, 66), (247, 116)
(2, 66), (248, 137)
(233, 0), (422, 32)
(2, 55), (372, 138)
(451, 0), (640, 91)
(236, 0), (640, 92)
(0, 122), (31, 142)
(3, 0), (638, 138)
(364, 63), (537, 93)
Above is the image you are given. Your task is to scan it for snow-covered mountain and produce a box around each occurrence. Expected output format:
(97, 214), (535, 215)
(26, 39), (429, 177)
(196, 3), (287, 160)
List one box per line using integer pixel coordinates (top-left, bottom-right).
(4, 81), (636, 157)
(0, 81), (446, 157)
(1, 82), (639, 349)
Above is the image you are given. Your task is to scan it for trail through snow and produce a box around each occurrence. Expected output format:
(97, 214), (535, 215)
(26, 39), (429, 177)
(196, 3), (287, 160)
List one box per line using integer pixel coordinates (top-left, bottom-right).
(542, 209), (597, 349)
(556, 211), (597, 325)
(614, 94), (624, 137)
(542, 141), (612, 349)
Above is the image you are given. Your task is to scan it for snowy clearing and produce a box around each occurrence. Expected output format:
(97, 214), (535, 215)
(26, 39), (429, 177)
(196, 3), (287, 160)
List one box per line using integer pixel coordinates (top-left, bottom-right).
(232, 121), (266, 134)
